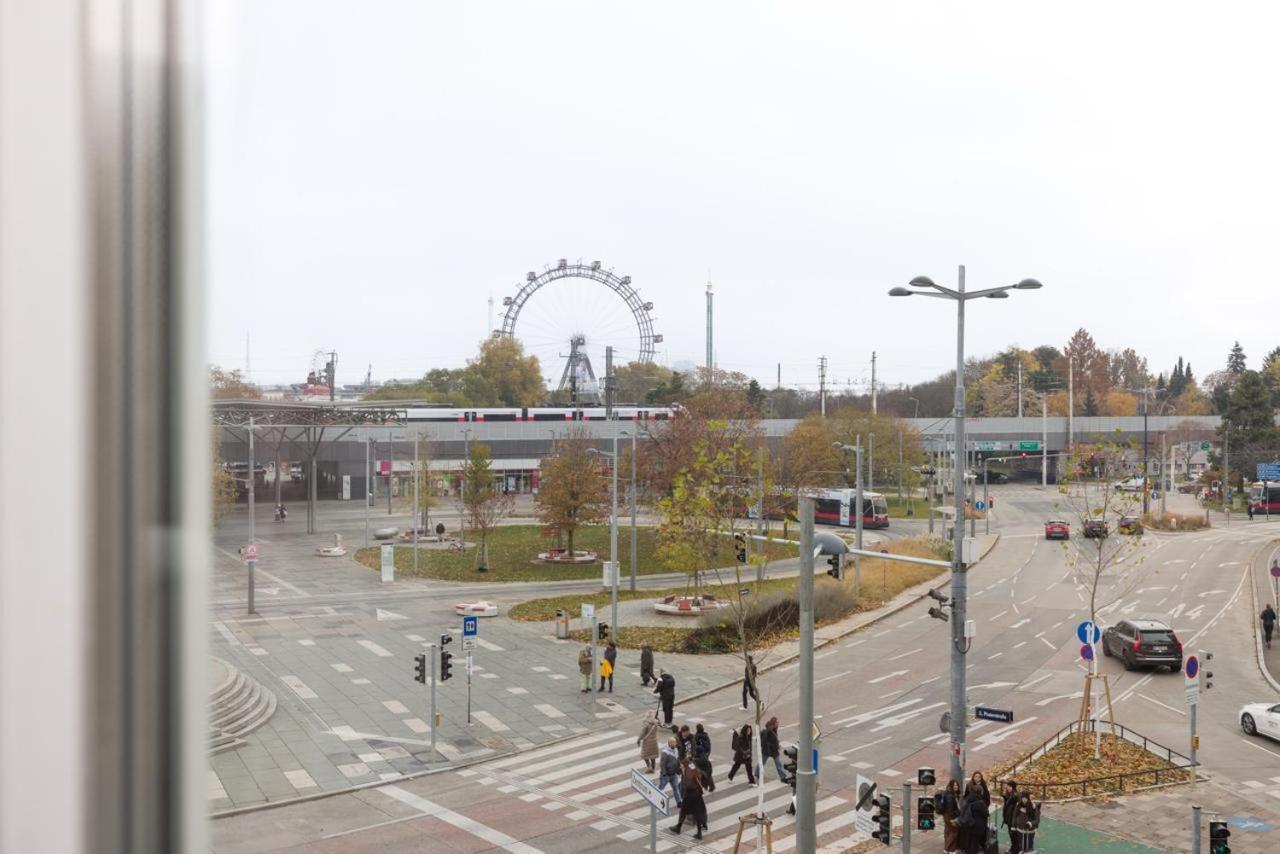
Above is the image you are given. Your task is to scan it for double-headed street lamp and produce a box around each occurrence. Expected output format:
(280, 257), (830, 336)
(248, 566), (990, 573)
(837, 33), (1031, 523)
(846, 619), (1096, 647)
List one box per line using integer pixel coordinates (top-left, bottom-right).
(889, 266), (1042, 783)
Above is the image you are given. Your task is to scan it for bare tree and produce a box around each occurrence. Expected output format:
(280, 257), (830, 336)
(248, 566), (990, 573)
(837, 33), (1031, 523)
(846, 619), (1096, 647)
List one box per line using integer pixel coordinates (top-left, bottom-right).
(459, 442), (513, 571)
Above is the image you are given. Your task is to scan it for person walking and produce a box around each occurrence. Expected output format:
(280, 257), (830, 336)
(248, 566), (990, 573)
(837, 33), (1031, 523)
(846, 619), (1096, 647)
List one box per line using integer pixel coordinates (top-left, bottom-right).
(957, 783), (990, 854)
(654, 669), (676, 724)
(669, 761), (708, 839)
(678, 725), (694, 762)
(577, 646), (592, 693)
(741, 654), (759, 710)
(640, 644), (655, 687)
(1011, 791), (1039, 854)
(671, 725), (687, 761)
(1262, 603), (1277, 649)
(692, 723), (715, 792)
(657, 738), (683, 807)
(600, 640), (617, 692)
(727, 723), (756, 784)
(637, 712), (660, 773)
(1000, 780), (1018, 849)
(939, 779), (962, 854)
(761, 717), (784, 781)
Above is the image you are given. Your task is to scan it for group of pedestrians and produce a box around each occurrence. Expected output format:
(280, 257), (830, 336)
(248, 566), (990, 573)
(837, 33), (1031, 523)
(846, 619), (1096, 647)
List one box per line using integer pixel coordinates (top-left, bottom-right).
(576, 640), (619, 693)
(936, 772), (1039, 854)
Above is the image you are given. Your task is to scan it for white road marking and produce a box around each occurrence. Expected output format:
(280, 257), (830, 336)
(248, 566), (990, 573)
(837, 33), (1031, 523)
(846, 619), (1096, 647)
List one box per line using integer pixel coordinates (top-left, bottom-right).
(298, 639), (315, 646)
(987, 652), (1003, 660)
(507, 686), (529, 695)
(834, 699), (922, 727)
(1013, 641), (1027, 649)
(331, 663), (353, 673)
(1137, 694), (1185, 716)
(357, 639), (393, 658)
(1035, 692), (1083, 707)
(867, 670), (908, 684)
(211, 621), (240, 647)
(1019, 673), (1053, 690)
(477, 637), (505, 651)
(971, 717), (1039, 751)
(1039, 637), (1057, 650)
(888, 648), (922, 661)
(990, 610), (1008, 621)
(382, 700), (409, 714)
(379, 785), (545, 854)
(534, 703), (564, 718)
(403, 718), (429, 734)
(405, 634), (424, 642)
(816, 670), (852, 685)
(1197, 589), (1227, 598)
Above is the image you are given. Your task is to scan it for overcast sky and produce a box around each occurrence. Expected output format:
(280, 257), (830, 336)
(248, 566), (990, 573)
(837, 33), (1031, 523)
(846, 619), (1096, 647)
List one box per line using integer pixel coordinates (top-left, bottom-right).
(206, 1), (1280, 393)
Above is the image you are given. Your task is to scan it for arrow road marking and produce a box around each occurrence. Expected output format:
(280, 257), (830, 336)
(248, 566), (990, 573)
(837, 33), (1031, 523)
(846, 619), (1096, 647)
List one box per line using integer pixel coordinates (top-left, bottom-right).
(833, 698), (920, 727)
(1168, 603), (1187, 620)
(1185, 605), (1206, 620)
(871, 702), (946, 731)
(971, 717), (1039, 752)
(1019, 673), (1053, 690)
(969, 681), (1018, 690)
(1035, 692), (1083, 707)
(867, 670), (909, 684)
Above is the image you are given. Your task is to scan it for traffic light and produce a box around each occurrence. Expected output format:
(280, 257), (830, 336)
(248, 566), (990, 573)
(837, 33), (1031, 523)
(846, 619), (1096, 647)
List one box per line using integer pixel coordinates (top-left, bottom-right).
(1200, 651), (1214, 691)
(440, 633), (454, 681)
(782, 744), (798, 787)
(871, 794), (891, 845)
(1209, 819), (1230, 853)
(927, 587), (950, 622)
(917, 796), (936, 831)
(414, 653), (427, 684)
(597, 621), (609, 642)
(826, 554), (841, 580)
(917, 767), (935, 786)
(734, 532), (747, 564)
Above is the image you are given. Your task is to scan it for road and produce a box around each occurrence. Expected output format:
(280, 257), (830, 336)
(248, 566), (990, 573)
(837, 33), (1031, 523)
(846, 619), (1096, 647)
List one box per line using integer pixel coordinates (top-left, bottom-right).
(210, 488), (1280, 852)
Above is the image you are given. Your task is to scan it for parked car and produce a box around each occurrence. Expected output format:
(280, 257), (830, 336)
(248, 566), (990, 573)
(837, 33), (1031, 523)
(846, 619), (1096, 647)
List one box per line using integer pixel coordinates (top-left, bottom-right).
(1113, 477), (1146, 492)
(1240, 702), (1280, 741)
(1102, 619), (1182, 671)
(1044, 519), (1070, 540)
(1117, 515), (1143, 535)
(1177, 482), (1201, 494)
(986, 471), (1010, 484)
(1083, 519), (1110, 538)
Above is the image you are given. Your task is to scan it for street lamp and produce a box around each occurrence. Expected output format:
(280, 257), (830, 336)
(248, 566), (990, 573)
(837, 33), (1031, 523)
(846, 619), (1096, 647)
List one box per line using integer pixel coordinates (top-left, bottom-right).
(908, 397), (921, 419)
(888, 265), (1042, 784)
(833, 442), (865, 586)
(587, 433), (628, 639)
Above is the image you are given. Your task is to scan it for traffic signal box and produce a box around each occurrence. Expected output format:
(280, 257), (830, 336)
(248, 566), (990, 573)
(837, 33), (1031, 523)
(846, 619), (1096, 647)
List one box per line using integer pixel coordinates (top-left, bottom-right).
(1209, 819), (1230, 853)
(440, 633), (454, 681)
(734, 533), (747, 563)
(597, 621), (609, 642)
(413, 653), (427, 684)
(871, 793), (891, 845)
(826, 554), (841, 579)
(917, 797), (936, 831)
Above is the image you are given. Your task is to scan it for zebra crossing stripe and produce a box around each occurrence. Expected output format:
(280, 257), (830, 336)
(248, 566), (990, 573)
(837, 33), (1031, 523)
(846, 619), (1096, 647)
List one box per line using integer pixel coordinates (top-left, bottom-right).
(484, 729), (622, 770)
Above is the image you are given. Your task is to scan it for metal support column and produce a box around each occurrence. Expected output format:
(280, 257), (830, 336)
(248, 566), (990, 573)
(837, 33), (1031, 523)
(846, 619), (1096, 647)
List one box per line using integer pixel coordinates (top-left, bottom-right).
(795, 499), (817, 851)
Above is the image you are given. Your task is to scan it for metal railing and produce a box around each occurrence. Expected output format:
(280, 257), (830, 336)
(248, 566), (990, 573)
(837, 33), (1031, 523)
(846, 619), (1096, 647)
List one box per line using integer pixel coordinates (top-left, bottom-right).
(993, 719), (1196, 802)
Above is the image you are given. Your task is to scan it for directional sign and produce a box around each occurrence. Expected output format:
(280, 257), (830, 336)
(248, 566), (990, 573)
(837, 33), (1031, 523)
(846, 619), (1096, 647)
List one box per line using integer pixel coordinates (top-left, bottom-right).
(1018, 441), (1042, 451)
(1080, 644), (1094, 662)
(1201, 441), (1211, 451)
(1257, 463), (1280, 479)
(581, 603), (595, 621)
(975, 501), (986, 511)
(243, 543), (259, 562)
(630, 768), (670, 816)
(1076, 620), (1101, 645)
(463, 616), (478, 637)
(812, 720), (823, 742)
(974, 706), (1014, 724)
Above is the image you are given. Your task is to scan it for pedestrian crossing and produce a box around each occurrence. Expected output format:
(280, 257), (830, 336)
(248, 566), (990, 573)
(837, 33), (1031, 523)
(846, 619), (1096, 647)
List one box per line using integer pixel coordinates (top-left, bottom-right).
(1242, 777), (1280, 800)
(457, 729), (867, 850)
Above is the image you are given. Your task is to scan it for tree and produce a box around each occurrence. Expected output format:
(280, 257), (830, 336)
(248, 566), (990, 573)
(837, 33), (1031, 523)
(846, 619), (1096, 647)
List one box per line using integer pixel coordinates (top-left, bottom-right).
(1083, 387), (1099, 416)
(467, 336), (545, 406)
(1219, 371), (1279, 491)
(1056, 438), (1149, 757)
(613, 361), (674, 404)
(210, 366), (260, 400)
(645, 370), (687, 406)
(1227, 341), (1248, 375)
(1063, 328), (1110, 400)
(534, 426), (610, 557)
(746, 379), (765, 409)
(211, 428), (238, 524)
(1098, 389), (1137, 417)
(637, 389), (763, 503)
(458, 442), (513, 570)
(1170, 379), (1212, 416)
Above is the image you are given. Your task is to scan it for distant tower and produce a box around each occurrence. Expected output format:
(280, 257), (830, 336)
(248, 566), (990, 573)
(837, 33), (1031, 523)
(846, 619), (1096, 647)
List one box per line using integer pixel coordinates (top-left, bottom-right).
(705, 279), (714, 384)
(487, 294), (494, 337)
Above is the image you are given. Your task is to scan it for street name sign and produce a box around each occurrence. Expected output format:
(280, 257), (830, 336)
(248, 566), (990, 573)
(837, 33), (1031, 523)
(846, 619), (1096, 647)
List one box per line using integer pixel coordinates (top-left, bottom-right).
(1018, 440), (1042, 451)
(630, 769), (670, 815)
(974, 706), (1014, 724)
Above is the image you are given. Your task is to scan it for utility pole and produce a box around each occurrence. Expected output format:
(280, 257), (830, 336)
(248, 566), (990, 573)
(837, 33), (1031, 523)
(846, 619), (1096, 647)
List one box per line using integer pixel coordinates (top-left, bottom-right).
(705, 280), (714, 385)
(897, 430), (904, 500)
(1017, 361), (1023, 418)
(327, 350), (337, 402)
(871, 351), (878, 415)
(365, 434), (371, 547)
(1142, 388), (1150, 515)
(1067, 354), (1074, 454)
(387, 427), (393, 516)
(855, 440), (864, 599)
(247, 416), (255, 545)
(949, 265), (969, 785)
(604, 346), (614, 419)
(756, 447), (766, 583)
(776, 362), (781, 389)
(818, 356), (828, 416)
(629, 431), (638, 592)
(1161, 433), (1168, 517)
(795, 498), (817, 852)
(868, 433), (875, 492)
(1191, 804), (1201, 854)
(610, 432), (620, 636)
(413, 432), (420, 576)
(1041, 397), (1048, 488)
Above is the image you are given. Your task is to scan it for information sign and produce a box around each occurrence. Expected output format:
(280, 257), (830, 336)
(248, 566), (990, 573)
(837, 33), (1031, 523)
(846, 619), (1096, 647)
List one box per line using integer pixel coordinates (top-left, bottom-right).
(975, 706), (1014, 724)
(630, 769), (670, 816)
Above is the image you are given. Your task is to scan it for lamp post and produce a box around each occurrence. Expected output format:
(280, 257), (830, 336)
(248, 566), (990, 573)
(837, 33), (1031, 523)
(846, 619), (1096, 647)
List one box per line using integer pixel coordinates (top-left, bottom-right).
(908, 397), (921, 419)
(889, 265), (1042, 783)
(834, 442), (865, 596)
(588, 435), (627, 636)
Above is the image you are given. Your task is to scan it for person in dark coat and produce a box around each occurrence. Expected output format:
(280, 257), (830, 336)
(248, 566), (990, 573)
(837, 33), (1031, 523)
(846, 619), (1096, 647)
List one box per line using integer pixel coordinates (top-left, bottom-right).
(669, 762), (708, 839)
(654, 669), (675, 724)
(692, 723), (715, 792)
(601, 640), (617, 692)
(727, 724), (756, 784)
(1010, 791), (1039, 853)
(741, 654), (759, 710)
(1000, 780), (1018, 848)
(957, 785), (991, 854)
(968, 771), (992, 807)
(761, 716), (784, 780)
(1262, 603), (1277, 649)
(640, 644), (655, 686)
(939, 779), (962, 854)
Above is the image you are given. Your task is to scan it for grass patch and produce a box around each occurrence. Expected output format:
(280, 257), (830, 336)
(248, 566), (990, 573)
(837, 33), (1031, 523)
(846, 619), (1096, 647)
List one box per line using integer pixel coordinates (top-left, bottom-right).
(987, 730), (1192, 801)
(353, 524), (794, 582)
(559, 536), (950, 653)
(1141, 511), (1210, 532)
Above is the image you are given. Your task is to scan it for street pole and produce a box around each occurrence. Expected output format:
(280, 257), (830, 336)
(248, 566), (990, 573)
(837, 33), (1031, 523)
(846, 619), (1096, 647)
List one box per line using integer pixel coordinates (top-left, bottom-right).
(1041, 398), (1048, 488)
(1161, 433), (1168, 518)
(1190, 695), (1198, 786)
(610, 432), (619, 637)
(855, 440), (864, 599)
(364, 434), (371, 547)
(795, 498), (817, 852)
(756, 447), (766, 583)
(949, 265), (969, 785)
(248, 416), (255, 544)
(903, 781), (913, 854)
(868, 432), (874, 492)
(1191, 804), (1201, 854)
(983, 462), (989, 536)
(1068, 354), (1074, 454)
(387, 427), (393, 516)
(630, 431), (638, 593)
(429, 642), (438, 766)
(1142, 394), (1150, 515)
(413, 433), (420, 576)
(590, 619), (598, 709)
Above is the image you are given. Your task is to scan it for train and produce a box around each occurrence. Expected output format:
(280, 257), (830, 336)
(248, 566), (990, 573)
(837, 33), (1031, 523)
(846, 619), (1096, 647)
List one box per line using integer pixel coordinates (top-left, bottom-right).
(400, 406), (677, 423)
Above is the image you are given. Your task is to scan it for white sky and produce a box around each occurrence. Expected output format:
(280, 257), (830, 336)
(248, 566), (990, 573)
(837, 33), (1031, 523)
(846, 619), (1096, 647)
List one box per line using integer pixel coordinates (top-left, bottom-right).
(206, 1), (1280, 392)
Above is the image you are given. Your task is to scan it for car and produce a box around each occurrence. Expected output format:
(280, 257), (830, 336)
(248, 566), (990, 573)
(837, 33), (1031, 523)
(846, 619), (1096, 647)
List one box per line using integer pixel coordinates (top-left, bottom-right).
(1114, 477), (1146, 492)
(1177, 482), (1201, 494)
(1239, 702), (1280, 741)
(986, 471), (1010, 484)
(1044, 520), (1070, 540)
(1083, 519), (1110, 538)
(1102, 619), (1182, 671)
(1117, 515), (1143, 535)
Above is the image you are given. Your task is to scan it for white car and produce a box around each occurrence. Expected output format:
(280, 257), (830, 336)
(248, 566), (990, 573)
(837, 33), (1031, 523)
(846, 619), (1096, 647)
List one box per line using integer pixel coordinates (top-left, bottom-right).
(1114, 477), (1146, 492)
(1239, 702), (1280, 741)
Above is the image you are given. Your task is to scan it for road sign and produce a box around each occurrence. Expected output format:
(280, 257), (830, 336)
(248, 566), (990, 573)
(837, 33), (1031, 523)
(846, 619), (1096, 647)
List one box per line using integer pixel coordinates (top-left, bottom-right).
(1185, 654), (1199, 680)
(1076, 620), (1101, 645)
(975, 500), (986, 511)
(1201, 441), (1212, 451)
(630, 768), (670, 815)
(974, 706), (1014, 724)
(1018, 440), (1042, 451)
(463, 616), (478, 637)
(812, 720), (823, 742)
(243, 543), (259, 562)
(854, 776), (876, 835)
(1259, 463), (1280, 480)
(462, 636), (476, 651)
(380, 544), (394, 583)
(1080, 644), (1094, 661)
(581, 603), (595, 621)
(1271, 564), (1280, 579)
(975, 441), (1000, 452)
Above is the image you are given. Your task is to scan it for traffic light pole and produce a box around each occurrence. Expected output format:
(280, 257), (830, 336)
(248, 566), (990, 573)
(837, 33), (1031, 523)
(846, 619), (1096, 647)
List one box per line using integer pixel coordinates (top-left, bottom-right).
(795, 498), (817, 852)
(591, 620), (598, 708)
(1191, 804), (1201, 854)
(902, 781), (912, 853)
(429, 642), (437, 766)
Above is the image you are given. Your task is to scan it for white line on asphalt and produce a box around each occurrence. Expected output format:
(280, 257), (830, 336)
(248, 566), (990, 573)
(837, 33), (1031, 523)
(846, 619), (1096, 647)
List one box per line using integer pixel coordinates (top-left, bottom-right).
(255, 565), (309, 597)
(815, 670), (852, 685)
(1013, 641), (1027, 649)
(379, 785), (544, 854)
(828, 703), (859, 715)
(701, 702), (744, 715)
(919, 675), (941, 686)
(1019, 673), (1053, 690)
(888, 648), (922, 661)
(987, 652), (1003, 660)
(382, 700), (409, 715)
(1035, 692), (1082, 707)
(1137, 693), (1185, 716)
(280, 675), (317, 699)
(476, 637), (504, 651)
(330, 663), (352, 673)
(472, 710), (511, 732)
(990, 610), (1008, 621)
(357, 639), (393, 658)
(1039, 637), (1056, 650)
(1010, 618), (1031, 629)
(1239, 738), (1280, 761)
(867, 670), (908, 684)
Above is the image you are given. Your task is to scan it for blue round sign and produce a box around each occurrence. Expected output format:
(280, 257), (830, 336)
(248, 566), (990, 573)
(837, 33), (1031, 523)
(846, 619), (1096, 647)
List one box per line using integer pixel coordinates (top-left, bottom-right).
(1080, 644), (1094, 661)
(1076, 620), (1101, 644)
(1185, 655), (1199, 679)
(975, 501), (986, 511)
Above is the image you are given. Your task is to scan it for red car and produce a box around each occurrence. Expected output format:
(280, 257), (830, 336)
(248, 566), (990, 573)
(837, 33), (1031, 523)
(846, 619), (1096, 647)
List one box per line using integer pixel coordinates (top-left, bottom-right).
(1044, 519), (1070, 540)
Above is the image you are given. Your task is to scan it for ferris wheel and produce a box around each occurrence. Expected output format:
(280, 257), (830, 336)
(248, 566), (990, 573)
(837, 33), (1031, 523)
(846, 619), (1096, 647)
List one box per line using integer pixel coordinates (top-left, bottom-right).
(496, 259), (662, 400)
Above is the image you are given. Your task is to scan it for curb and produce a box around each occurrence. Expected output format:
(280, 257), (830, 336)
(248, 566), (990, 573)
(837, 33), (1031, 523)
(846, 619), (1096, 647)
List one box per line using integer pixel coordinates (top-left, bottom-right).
(1248, 539), (1280, 696)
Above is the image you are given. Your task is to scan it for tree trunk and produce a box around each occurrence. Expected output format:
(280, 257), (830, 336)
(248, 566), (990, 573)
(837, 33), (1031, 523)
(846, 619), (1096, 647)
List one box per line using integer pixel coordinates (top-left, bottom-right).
(566, 528), (575, 557)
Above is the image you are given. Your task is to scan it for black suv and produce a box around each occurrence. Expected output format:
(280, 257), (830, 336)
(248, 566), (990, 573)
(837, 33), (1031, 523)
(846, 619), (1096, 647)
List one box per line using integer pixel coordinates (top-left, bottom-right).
(1102, 619), (1182, 671)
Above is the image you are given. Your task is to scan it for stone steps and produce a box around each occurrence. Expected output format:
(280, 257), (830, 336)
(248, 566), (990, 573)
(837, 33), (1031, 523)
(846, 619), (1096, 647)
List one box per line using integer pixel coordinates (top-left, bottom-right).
(208, 657), (276, 754)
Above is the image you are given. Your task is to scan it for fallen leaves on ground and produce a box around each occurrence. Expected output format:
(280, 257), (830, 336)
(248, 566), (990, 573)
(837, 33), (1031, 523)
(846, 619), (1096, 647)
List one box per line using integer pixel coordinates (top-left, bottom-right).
(988, 730), (1191, 801)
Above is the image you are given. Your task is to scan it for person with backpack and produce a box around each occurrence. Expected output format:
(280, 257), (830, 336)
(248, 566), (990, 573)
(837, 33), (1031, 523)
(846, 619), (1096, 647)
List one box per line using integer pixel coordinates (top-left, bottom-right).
(654, 669), (676, 724)
(1000, 780), (1018, 849)
(668, 760), (708, 839)
(692, 723), (715, 792)
(656, 738), (683, 807)
(957, 783), (991, 854)
(727, 723), (756, 784)
(938, 779), (962, 853)
(1262, 603), (1277, 649)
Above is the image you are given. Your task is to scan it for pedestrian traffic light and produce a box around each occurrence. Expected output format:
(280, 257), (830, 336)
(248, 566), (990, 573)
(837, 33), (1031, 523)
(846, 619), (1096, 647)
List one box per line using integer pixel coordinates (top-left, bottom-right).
(439, 640), (454, 682)
(871, 793), (891, 845)
(917, 796), (936, 831)
(917, 767), (935, 786)
(826, 554), (841, 580)
(1200, 651), (1214, 691)
(734, 532), (747, 563)
(1209, 819), (1230, 853)
(597, 621), (609, 641)
(413, 653), (427, 684)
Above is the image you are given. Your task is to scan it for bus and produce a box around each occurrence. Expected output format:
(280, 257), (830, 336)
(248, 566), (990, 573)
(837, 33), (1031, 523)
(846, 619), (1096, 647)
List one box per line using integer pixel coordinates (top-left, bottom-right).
(810, 488), (890, 529)
(1249, 481), (1280, 514)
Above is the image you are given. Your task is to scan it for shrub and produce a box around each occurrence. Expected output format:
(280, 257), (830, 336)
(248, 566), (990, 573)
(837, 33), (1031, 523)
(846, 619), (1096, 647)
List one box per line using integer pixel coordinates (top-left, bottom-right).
(1141, 511), (1210, 532)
